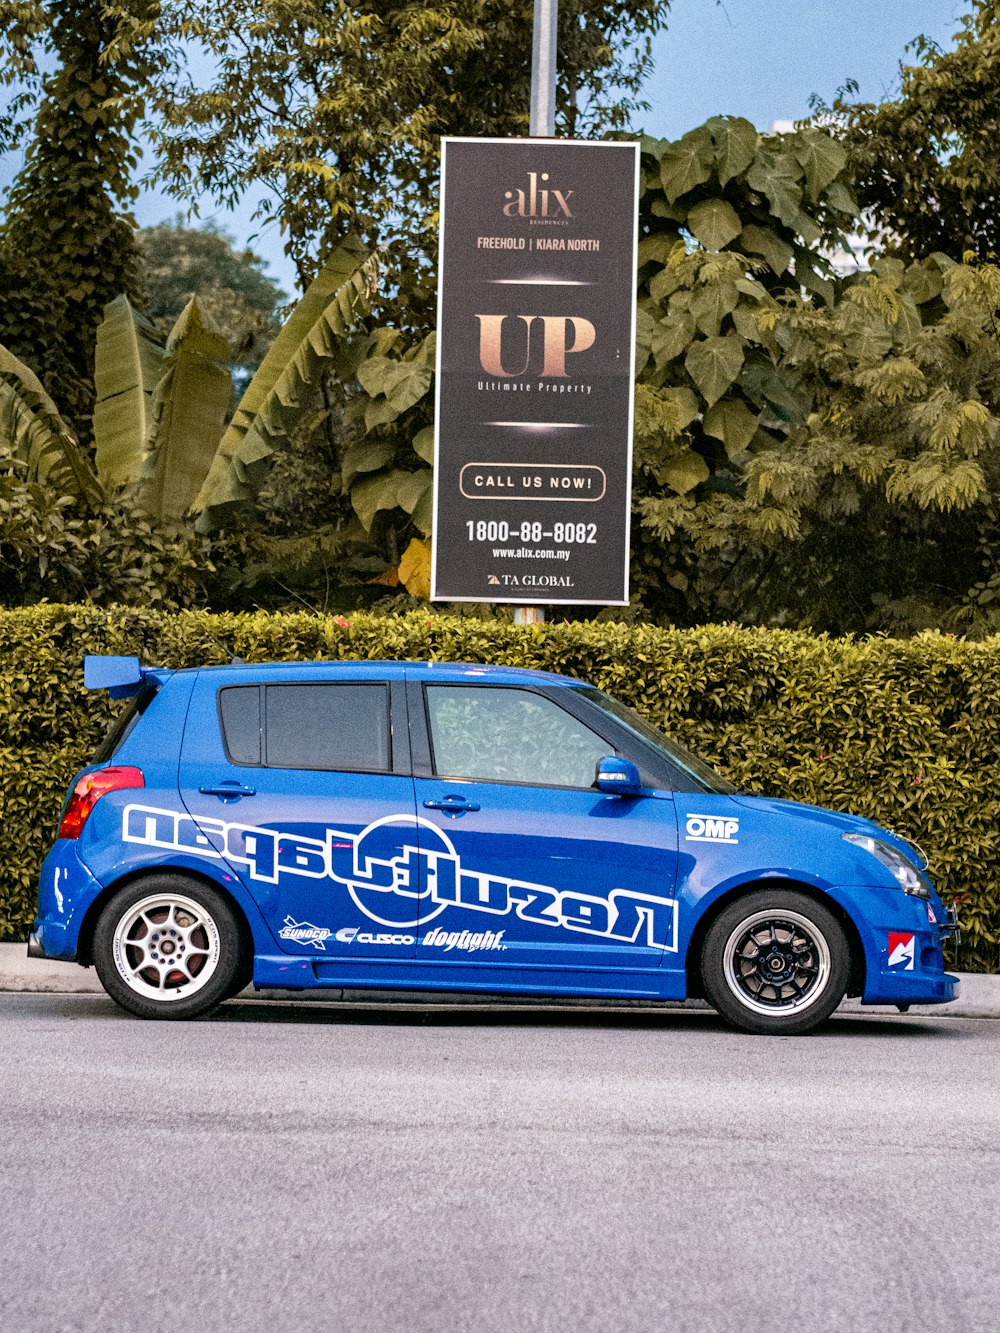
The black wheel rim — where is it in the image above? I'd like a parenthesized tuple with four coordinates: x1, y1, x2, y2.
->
(722, 909, 831, 1016)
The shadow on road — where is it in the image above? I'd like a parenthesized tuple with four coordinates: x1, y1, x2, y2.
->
(5, 991, 965, 1039)
(209, 999, 957, 1040)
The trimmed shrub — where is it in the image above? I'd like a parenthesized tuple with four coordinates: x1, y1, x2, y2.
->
(2, 605, 998, 969)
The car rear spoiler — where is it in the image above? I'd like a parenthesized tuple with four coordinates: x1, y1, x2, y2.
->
(83, 654, 166, 700)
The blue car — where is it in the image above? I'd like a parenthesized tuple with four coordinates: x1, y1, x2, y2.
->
(29, 655, 959, 1034)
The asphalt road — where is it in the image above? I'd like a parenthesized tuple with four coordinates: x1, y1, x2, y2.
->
(1, 994, 998, 1333)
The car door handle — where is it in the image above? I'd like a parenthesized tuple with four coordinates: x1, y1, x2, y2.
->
(423, 795, 480, 813)
(199, 782, 256, 800)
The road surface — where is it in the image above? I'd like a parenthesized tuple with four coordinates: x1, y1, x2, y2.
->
(1, 993, 997, 1332)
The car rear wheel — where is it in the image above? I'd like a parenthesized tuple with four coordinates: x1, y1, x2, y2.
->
(93, 876, 242, 1020)
(700, 889, 850, 1036)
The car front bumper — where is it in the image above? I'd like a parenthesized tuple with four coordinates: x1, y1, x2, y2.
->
(831, 883, 960, 1007)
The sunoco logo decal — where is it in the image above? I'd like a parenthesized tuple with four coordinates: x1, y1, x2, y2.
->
(122, 807, 678, 952)
(278, 917, 333, 951)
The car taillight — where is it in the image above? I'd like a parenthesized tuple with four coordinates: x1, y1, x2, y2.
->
(58, 766, 145, 839)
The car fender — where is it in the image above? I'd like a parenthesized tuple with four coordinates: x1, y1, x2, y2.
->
(79, 842, 281, 962)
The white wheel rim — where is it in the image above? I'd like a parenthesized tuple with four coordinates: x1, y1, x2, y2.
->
(112, 893, 221, 1003)
(722, 908, 832, 1017)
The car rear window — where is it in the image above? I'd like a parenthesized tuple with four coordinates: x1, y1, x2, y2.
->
(93, 681, 159, 763)
(219, 683, 390, 772)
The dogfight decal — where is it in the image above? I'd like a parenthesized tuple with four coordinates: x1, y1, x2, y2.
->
(122, 806, 679, 953)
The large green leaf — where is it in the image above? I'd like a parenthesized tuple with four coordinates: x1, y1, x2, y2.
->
(706, 116, 758, 186)
(739, 359, 809, 424)
(740, 224, 793, 277)
(746, 151, 805, 232)
(412, 426, 435, 465)
(657, 450, 710, 495)
(823, 179, 858, 217)
(0, 344, 101, 504)
(687, 198, 743, 251)
(689, 280, 740, 337)
(351, 469, 403, 531)
(341, 439, 397, 490)
(357, 334, 435, 430)
(192, 236, 378, 528)
(791, 129, 847, 201)
(93, 295, 166, 488)
(685, 335, 745, 406)
(139, 298, 233, 525)
(703, 397, 759, 455)
(650, 311, 696, 366)
(659, 126, 714, 202)
(350, 466, 433, 533)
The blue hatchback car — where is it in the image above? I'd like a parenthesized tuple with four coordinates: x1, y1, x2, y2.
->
(29, 655, 959, 1034)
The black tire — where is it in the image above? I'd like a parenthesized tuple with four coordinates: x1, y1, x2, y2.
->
(93, 875, 243, 1020)
(700, 889, 850, 1036)
(226, 950, 255, 1000)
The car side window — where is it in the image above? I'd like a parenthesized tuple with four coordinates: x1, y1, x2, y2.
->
(219, 686, 261, 765)
(425, 685, 610, 789)
(218, 683, 390, 772)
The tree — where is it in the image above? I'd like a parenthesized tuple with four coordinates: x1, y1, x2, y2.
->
(835, 1, 1000, 263)
(146, 1, 668, 312)
(137, 218, 287, 368)
(0, 1, 159, 437)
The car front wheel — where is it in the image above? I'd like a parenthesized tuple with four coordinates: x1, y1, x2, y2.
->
(93, 876, 242, 1020)
(700, 889, 850, 1036)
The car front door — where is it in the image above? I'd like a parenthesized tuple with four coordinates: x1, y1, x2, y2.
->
(177, 669, 420, 960)
(409, 680, 682, 987)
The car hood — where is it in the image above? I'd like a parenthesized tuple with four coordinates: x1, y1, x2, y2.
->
(730, 793, 917, 858)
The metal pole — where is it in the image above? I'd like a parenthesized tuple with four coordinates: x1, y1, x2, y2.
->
(515, 0, 558, 627)
(529, 0, 558, 138)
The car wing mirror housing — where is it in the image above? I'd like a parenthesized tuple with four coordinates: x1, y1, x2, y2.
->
(596, 755, 643, 797)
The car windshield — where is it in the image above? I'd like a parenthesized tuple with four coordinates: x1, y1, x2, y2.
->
(576, 686, 739, 794)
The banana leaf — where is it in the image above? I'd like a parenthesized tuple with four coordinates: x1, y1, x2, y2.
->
(192, 236, 378, 530)
(139, 297, 232, 525)
(0, 343, 102, 504)
(93, 295, 166, 488)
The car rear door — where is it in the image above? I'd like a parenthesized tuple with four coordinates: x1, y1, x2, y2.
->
(408, 678, 682, 984)
(177, 666, 420, 959)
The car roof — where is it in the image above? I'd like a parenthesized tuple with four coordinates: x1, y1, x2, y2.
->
(190, 659, 587, 688)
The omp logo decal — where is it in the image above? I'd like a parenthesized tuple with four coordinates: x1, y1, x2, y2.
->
(122, 806, 678, 952)
(685, 815, 739, 845)
(278, 917, 333, 951)
(888, 932, 916, 970)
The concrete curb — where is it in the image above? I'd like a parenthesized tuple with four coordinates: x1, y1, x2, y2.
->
(3, 943, 999, 1018)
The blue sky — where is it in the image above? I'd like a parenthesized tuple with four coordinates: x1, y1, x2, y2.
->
(645, 0, 965, 137)
(2, 1, 968, 296)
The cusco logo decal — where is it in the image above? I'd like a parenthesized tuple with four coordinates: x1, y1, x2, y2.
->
(122, 806, 678, 952)
(685, 814, 739, 844)
(887, 932, 915, 970)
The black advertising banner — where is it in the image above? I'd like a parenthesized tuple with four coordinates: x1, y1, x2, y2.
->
(431, 137, 639, 605)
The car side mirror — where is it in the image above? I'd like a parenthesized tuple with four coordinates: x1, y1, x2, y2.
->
(595, 755, 643, 797)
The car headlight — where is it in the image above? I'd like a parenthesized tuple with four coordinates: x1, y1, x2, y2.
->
(842, 833, 931, 898)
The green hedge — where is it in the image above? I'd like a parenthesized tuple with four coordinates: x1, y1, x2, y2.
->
(3, 605, 999, 970)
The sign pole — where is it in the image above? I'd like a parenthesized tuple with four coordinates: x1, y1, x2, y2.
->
(529, 0, 558, 139)
(514, 0, 559, 627)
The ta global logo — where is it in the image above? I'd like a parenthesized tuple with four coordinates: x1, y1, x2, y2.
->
(495, 574, 574, 589)
(503, 171, 573, 220)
